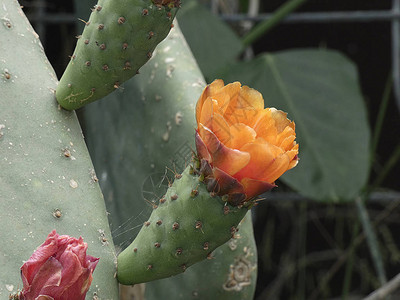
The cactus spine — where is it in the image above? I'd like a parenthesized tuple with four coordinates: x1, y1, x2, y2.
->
(56, 0, 179, 110)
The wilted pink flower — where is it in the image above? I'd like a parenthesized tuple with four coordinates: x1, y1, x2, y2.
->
(20, 230, 99, 300)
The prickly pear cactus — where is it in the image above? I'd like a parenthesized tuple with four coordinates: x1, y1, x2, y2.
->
(81, 15, 258, 297)
(117, 165, 250, 284)
(0, 1, 118, 298)
(83, 22, 205, 247)
(145, 212, 258, 300)
(56, 0, 179, 110)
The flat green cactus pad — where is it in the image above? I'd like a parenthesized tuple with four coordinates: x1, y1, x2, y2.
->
(0, 1, 118, 298)
(56, 0, 178, 110)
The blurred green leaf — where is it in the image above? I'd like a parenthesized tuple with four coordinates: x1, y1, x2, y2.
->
(221, 49, 371, 202)
(177, 0, 242, 80)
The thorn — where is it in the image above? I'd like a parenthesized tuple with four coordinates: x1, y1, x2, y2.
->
(78, 18, 90, 26)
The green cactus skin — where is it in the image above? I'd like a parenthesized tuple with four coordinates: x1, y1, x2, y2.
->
(117, 165, 250, 285)
(0, 1, 118, 299)
(81, 16, 258, 297)
(56, 0, 178, 110)
(145, 211, 258, 300)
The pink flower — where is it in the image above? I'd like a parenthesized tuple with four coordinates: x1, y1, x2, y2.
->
(20, 230, 99, 300)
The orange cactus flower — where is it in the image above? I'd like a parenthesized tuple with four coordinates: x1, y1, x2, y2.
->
(195, 79, 299, 205)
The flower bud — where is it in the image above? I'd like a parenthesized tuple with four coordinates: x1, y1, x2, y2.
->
(20, 230, 99, 300)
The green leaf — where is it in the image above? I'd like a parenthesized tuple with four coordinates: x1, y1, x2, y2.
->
(177, 0, 242, 80)
(221, 49, 371, 202)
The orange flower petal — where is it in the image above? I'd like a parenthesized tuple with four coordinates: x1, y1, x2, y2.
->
(196, 80, 225, 125)
(199, 97, 218, 128)
(212, 167, 245, 195)
(195, 131, 211, 162)
(277, 130, 296, 151)
(234, 139, 283, 182)
(229, 123, 257, 150)
(261, 153, 291, 183)
(241, 177, 276, 200)
(224, 86, 264, 126)
(212, 82, 241, 115)
(199, 124, 250, 176)
(270, 108, 294, 133)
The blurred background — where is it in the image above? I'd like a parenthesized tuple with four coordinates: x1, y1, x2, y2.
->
(20, 0, 400, 298)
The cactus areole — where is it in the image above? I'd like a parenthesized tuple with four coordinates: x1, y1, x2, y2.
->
(55, 0, 179, 110)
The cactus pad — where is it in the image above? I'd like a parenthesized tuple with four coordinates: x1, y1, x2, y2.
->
(56, 0, 178, 110)
(117, 165, 250, 285)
